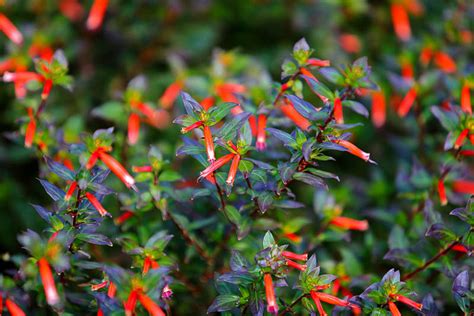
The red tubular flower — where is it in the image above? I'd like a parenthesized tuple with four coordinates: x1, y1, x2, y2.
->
(5, 298, 25, 316)
(461, 84, 472, 114)
(280, 100, 311, 131)
(97, 151, 137, 190)
(264, 274, 278, 315)
(437, 178, 447, 206)
(300, 67, 317, 81)
(216, 83, 246, 105)
(86, 150, 101, 170)
(281, 251, 307, 261)
(388, 301, 401, 316)
(201, 96, 215, 110)
(115, 210, 134, 225)
(160, 81, 182, 109)
(142, 256, 160, 275)
(97, 308, 104, 316)
(203, 125, 216, 162)
(401, 62, 414, 80)
(38, 258, 60, 306)
(85, 192, 110, 217)
(91, 281, 108, 291)
(41, 79, 53, 101)
(454, 128, 469, 150)
(137, 292, 166, 316)
(124, 290, 138, 316)
(0, 13, 23, 45)
(59, 0, 84, 22)
(181, 120, 204, 134)
(309, 291, 327, 316)
(329, 216, 369, 231)
(307, 58, 330, 67)
(372, 91, 386, 128)
(460, 150, 474, 157)
(433, 52, 457, 74)
(333, 139, 374, 163)
(127, 113, 140, 145)
(3, 71, 42, 83)
(286, 259, 307, 271)
(256, 114, 267, 151)
(226, 154, 241, 186)
(107, 282, 117, 298)
(132, 165, 153, 173)
(420, 47, 433, 66)
(25, 107, 36, 148)
(397, 87, 417, 117)
(349, 303, 361, 316)
(452, 244, 468, 254)
(86, 0, 109, 31)
(391, 294, 423, 311)
(199, 153, 234, 180)
(314, 292, 349, 307)
(65, 181, 78, 201)
(339, 33, 361, 53)
(162, 284, 173, 300)
(283, 232, 302, 243)
(452, 180, 474, 195)
(391, 3, 411, 41)
(334, 98, 343, 124)
(249, 115, 258, 136)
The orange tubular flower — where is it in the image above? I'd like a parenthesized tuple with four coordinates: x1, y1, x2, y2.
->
(286, 259, 307, 271)
(142, 256, 159, 275)
(181, 120, 204, 134)
(132, 165, 153, 173)
(388, 301, 401, 316)
(256, 114, 267, 151)
(85, 192, 110, 217)
(280, 100, 311, 131)
(115, 210, 134, 225)
(334, 98, 343, 124)
(309, 291, 327, 316)
(314, 292, 349, 307)
(452, 180, 474, 195)
(65, 181, 78, 201)
(460, 150, 474, 157)
(300, 67, 317, 81)
(391, 294, 423, 311)
(86, 0, 109, 31)
(372, 91, 386, 128)
(401, 62, 414, 80)
(454, 128, 469, 149)
(249, 115, 258, 136)
(0, 13, 23, 45)
(452, 244, 468, 253)
(38, 258, 60, 306)
(3, 71, 42, 83)
(391, 3, 411, 41)
(397, 87, 417, 117)
(160, 81, 182, 109)
(5, 298, 26, 316)
(437, 178, 447, 206)
(329, 216, 369, 231)
(86, 150, 101, 170)
(59, 0, 84, 22)
(203, 125, 215, 162)
(199, 153, 234, 180)
(91, 281, 108, 291)
(333, 139, 374, 163)
(124, 290, 138, 316)
(461, 83, 472, 114)
(41, 79, 53, 101)
(201, 97, 215, 111)
(137, 292, 166, 316)
(420, 47, 433, 66)
(307, 58, 330, 68)
(281, 251, 308, 261)
(226, 154, 241, 186)
(339, 33, 361, 53)
(25, 107, 36, 148)
(264, 274, 278, 315)
(97, 151, 136, 190)
(107, 282, 117, 298)
(283, 232, 302, 243)
(127, 113, 140, 145)
(433, 52, 457, 74)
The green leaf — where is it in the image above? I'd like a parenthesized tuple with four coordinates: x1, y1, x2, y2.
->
(207, 102, 236, 125)
(238, 160, 254, 174)
(207, 295, 240, 313)
(301, 75, 334, 100)
(224, 205, 241, 226)
(91, 101, 126, 124)
(319, 67, 345, 85)
(263, 231, 275, 248)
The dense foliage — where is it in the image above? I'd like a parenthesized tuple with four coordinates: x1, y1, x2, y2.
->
(0, 1, 473, 315)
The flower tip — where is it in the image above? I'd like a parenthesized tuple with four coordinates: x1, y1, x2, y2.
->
(267, 305, 279, 315)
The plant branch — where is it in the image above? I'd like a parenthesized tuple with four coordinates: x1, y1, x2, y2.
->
(278, 293, 309, 315)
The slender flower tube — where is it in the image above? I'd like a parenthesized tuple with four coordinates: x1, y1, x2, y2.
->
(334, 98, 343, 124)
(41, 79, 53, 101)
(397, 87, 417, 117)
(107, 282, 117, 298)
(461, 83, 472, 114)
(124, 290, 138, 316)
(3, 71, 42, 83)
(256, 114, 267, 151)
(283, 232, 302, 243)
(452, 244, 468, 253)
(59, 0, 84, 21)
(372, 91, 386, 128)
(85, 192, 110, 217)
(115, 210, 134, 225)
(5, 298, 26, 316)
(132, 165, 153, 173)
(300, 67, 317, 81)
(38, 258, 60, 306)
(401, 62, 414, 80)
(181, 120, 204, 134)
(25, 107, 36, 148)
(433, 52, 457, 74)
(128, 113, 140, 145)
(391, 294, 423, 311)
(97, 308, 104, 316)
(162, 284, 173, 300)
(199, 153, 234, 180)
(453, 180, 474, 195)
(314, 292, 349, 307)
(391, 3, 411, 41)
(460, 150, 474, 156)
(86, 0, 109, 31)
(137, 292, 166, 316)
(264, 274, 278, 315)
(437, 179, 447, 206)
(329, 216, 369, 231)
(64, 181, 78, 201)
(420, 47, 433, 66)
(226, 154, 241, 186)
(339, 33, 361, 53)
(281, 100, 311, 131)
(160, 81, 182, 109)
(201, 97, 215, 110)
(86, 150, 101, 170)
(203, 125, 215, 162)
(286, 259, 307, 271)
(454, 128, 469, 149)
(142, 256, 159, 275)
(333, 139, 374, 163)
(249, 115, 258, 136)
(309, 291, 327, 316)
(307, 58, 330, 67)
(91, 281, 108, 291)
(97, 151, 136, 190)
(388, 301, 401, 316)
(0, 14, 23, 45)
(281, 251, 308, 261)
